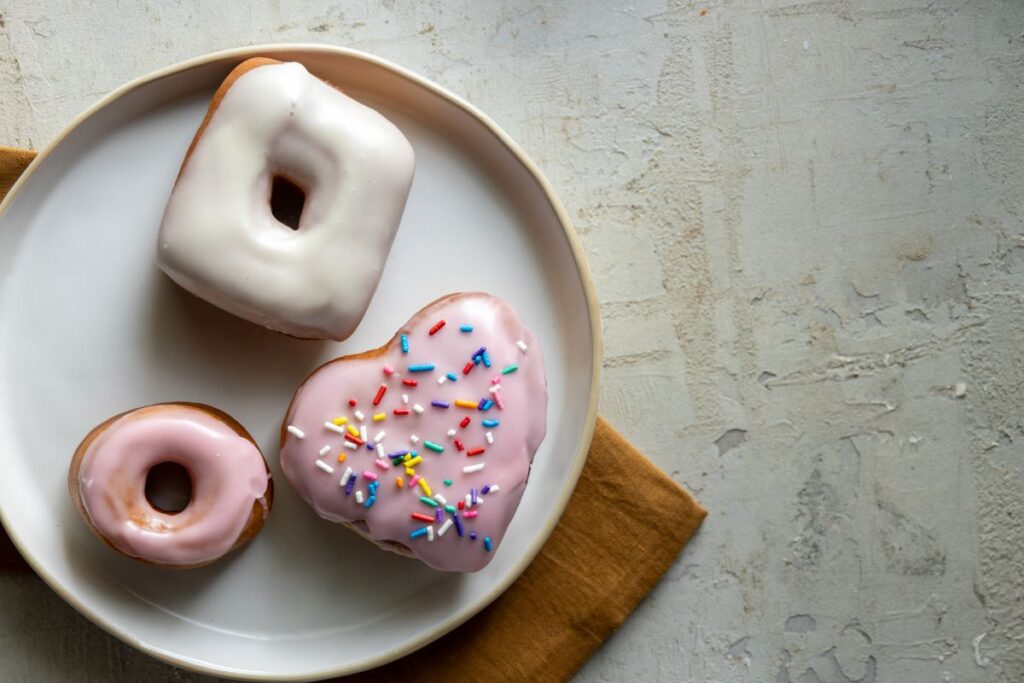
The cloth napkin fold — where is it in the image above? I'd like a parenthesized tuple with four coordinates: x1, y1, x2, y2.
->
(0, 146, 706, 682)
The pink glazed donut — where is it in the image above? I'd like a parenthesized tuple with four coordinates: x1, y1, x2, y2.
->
(69, 403, 273, 568)
(280, 292, 547, 572)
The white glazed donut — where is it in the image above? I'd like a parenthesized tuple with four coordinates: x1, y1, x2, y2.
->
(157, 58, 416, 340)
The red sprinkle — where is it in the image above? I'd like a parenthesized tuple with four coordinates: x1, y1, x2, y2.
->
(428, 320, 446, 335)
(467, 447, 485, 456)
(402, 378, 418, 387)
(344, 433, 364, 446)
(411, 513, 435, 523)
(348, 398, 357, 407)
(393, 408, 410, 416)
(457, 501, 465, 510)
(463, 362, 474, 375)
(373, 384, 387, 406)
(459, 416, 471, 428)
(454, 439, 465, 451)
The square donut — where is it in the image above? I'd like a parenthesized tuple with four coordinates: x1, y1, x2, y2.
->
(157, 58, 415, 340)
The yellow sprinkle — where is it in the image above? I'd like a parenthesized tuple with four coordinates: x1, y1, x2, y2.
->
(336, 453, 346, 463)
(405, 455, 423, 468)
(332, 416, 348, 425)
(418, 478, 432, 497)
(347, 425, 359, 437)
(373, 412, 386, 422)
(396, 477, 404, 489)
(455, 399, 478, 409)
(403, 453, 412, 462)
(405, 466, 415, 475)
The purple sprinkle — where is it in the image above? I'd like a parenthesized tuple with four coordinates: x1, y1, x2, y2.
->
(471, 346, 487, 359)
(387, 450, 408, 458)
(431, 400, 450, 409)
(435, 508, 444, 523)
(345, 477, 356, 495)
(477, 398, 488, 410)
(367, 443, 375, 450)
(471, 488, 478, 505)
(470, 532, 478, 540)
(481, 485, 491, 495)
(453, 513, 464, 537)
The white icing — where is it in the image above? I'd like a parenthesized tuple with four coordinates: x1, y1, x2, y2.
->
(157, 61, 415, 340)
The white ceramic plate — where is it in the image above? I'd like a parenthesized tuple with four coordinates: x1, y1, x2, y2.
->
(0, 45, 599, 680)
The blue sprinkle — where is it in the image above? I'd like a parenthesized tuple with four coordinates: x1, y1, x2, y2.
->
(484, 536, 492, 552)
(473, 355, 482, 366)
(446, 372, 458, 382)
(460, 325, 473, 332)
(480, 399, 494, 411)
(408, 364, 435, 372)
(482, 351, 492, 368)
(401, 334, 409, 353)
(453, 513, 464, 537)
(410, 527, 429, 539)
(364, 496, 376, 508)
(482, 419, 499, 428)
(431, 400, 450, 409)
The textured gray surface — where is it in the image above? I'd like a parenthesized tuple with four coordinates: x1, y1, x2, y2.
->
(2, 1, 1023, 681)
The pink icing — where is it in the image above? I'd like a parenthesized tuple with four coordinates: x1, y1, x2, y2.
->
(76, 405, 271, 566)
(280, 293, 547, 572)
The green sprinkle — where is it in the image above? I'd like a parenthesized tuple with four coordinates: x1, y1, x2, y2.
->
(501, 364, 518, 375)
(444, 478, 453, 486)
(445, 505, 457, 513)
(424, 441, 444, 453)
(419, 496, 439, 507)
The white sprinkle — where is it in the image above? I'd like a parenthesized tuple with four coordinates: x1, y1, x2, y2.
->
(427, 525, 435, 542)
(402, 393, 409, 404)
(447, 428, 457, 437)
(314, 460, 334, 474)
(434, 493, 447, 505)
(287, 425, 305, 439)
(486, 431, 494, 444)
(359, 425, 367, 442)
(488, 384, 501, 394)
(437, 375, 447, 385)
(374, 430, 386, 443)
(463, 463, 485, 473)
(354, 410, 365, 422)
(437, 518, 453, 537)
(516, 340, 528, 353)
(319, 444, 332, 456)
(324, 422, 347, 435)
(413, 403, 425, 414)
(465, 493, 472, 507)
(339, 467, 353, 487)
(955, 382, 967, 397)
(344, 440, 358, 450)
(355, 490, 364, 504)
(376, 443, 386, 458)
(410, 434, 420, 444)
(488, 484, 501, 494)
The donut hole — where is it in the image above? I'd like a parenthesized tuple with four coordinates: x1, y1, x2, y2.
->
(269, 175, 306, 230)
(144, 462, 193, 514)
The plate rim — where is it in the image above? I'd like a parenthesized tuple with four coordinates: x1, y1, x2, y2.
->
(0, 43, 602, 680)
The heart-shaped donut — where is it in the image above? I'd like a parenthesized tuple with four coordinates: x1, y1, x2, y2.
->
(279, 292, 546, 572)
(157, 57, 415, 340)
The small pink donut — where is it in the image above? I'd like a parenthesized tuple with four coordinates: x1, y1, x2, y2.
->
(69, 403, 273, 568)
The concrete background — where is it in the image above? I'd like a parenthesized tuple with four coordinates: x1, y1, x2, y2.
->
(1, 0, 1022, 680)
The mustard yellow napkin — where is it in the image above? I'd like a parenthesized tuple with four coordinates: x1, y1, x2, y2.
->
(0, 147, 707, 681)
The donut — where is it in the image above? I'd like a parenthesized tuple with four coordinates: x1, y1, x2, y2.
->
(68, 403, 273, 568)
(157, 57, 416, 340)
(279, 293, 547, 572)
